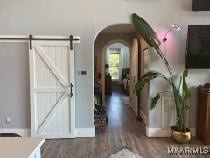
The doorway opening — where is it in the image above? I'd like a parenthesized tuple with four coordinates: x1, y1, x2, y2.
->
(94, 24, 148, 134)
(108, 48, 121, 81)
(105, 43, 130, 95)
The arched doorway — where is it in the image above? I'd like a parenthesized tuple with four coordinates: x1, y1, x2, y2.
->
(105, 42, 130, 93)
(94, 24, 143, 122)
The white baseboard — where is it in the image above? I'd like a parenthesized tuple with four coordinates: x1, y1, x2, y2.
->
(146, 127, 196, 137)
(0, 128, 30, 137)
(0, 128, 95, 138)
(0, 128, 96, 138)
(140, 110, 148, 125)
(75, 127, 95, 137)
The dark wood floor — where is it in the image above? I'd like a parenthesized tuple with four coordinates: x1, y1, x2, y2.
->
(41, 87, 210, 158)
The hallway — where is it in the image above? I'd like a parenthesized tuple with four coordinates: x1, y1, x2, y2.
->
(41, 88, 209, 158)
(106, 84, 133, 128)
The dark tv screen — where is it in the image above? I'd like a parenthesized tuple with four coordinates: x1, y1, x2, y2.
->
(186, 25, 210, 69)
(192, 0, 210, 11)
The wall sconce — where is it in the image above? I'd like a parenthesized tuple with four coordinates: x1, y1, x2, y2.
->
(163, 24, 180, 42)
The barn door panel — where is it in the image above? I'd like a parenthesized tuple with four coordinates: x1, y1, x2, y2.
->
(30, 40, 75, 138)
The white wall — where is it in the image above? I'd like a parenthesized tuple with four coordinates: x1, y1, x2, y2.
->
(0, 0, 210, 131)
(0, 43, 30, 129)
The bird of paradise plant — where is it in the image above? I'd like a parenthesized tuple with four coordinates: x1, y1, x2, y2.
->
(132, 13, 191, 132)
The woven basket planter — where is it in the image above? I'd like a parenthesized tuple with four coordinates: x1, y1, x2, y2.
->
(94, 111, 108, 133)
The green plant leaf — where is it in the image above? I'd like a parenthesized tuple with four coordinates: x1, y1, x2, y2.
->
(132, 13, 160, 49)
(151, 94, 160, 110)
(178, 70, 191, 99)
(135, 71, 159, 95)
(183, 69, 188, 77)
(131, 13, 191, 130)
(132, 13, 173, 76)
(135, 70, 173, 96)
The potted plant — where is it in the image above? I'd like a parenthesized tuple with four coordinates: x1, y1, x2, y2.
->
(132, 13, 192, 143)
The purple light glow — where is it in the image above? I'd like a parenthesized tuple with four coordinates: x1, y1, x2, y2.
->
(156, 28, 176, 53)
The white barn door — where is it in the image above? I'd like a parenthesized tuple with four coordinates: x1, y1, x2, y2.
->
(29, 40, 75, 138)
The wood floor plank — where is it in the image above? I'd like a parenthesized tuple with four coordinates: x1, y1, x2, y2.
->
(41, 87, 210, 158)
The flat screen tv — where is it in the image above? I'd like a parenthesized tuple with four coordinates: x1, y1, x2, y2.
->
(192, 0, 210, 11)
(186, 25, 210, 69)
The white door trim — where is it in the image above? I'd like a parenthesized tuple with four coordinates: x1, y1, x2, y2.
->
(29, 47, 36, 136)
(69, 43, 76, 138)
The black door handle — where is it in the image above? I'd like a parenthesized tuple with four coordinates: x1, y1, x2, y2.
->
(70, 83, 73, 97)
